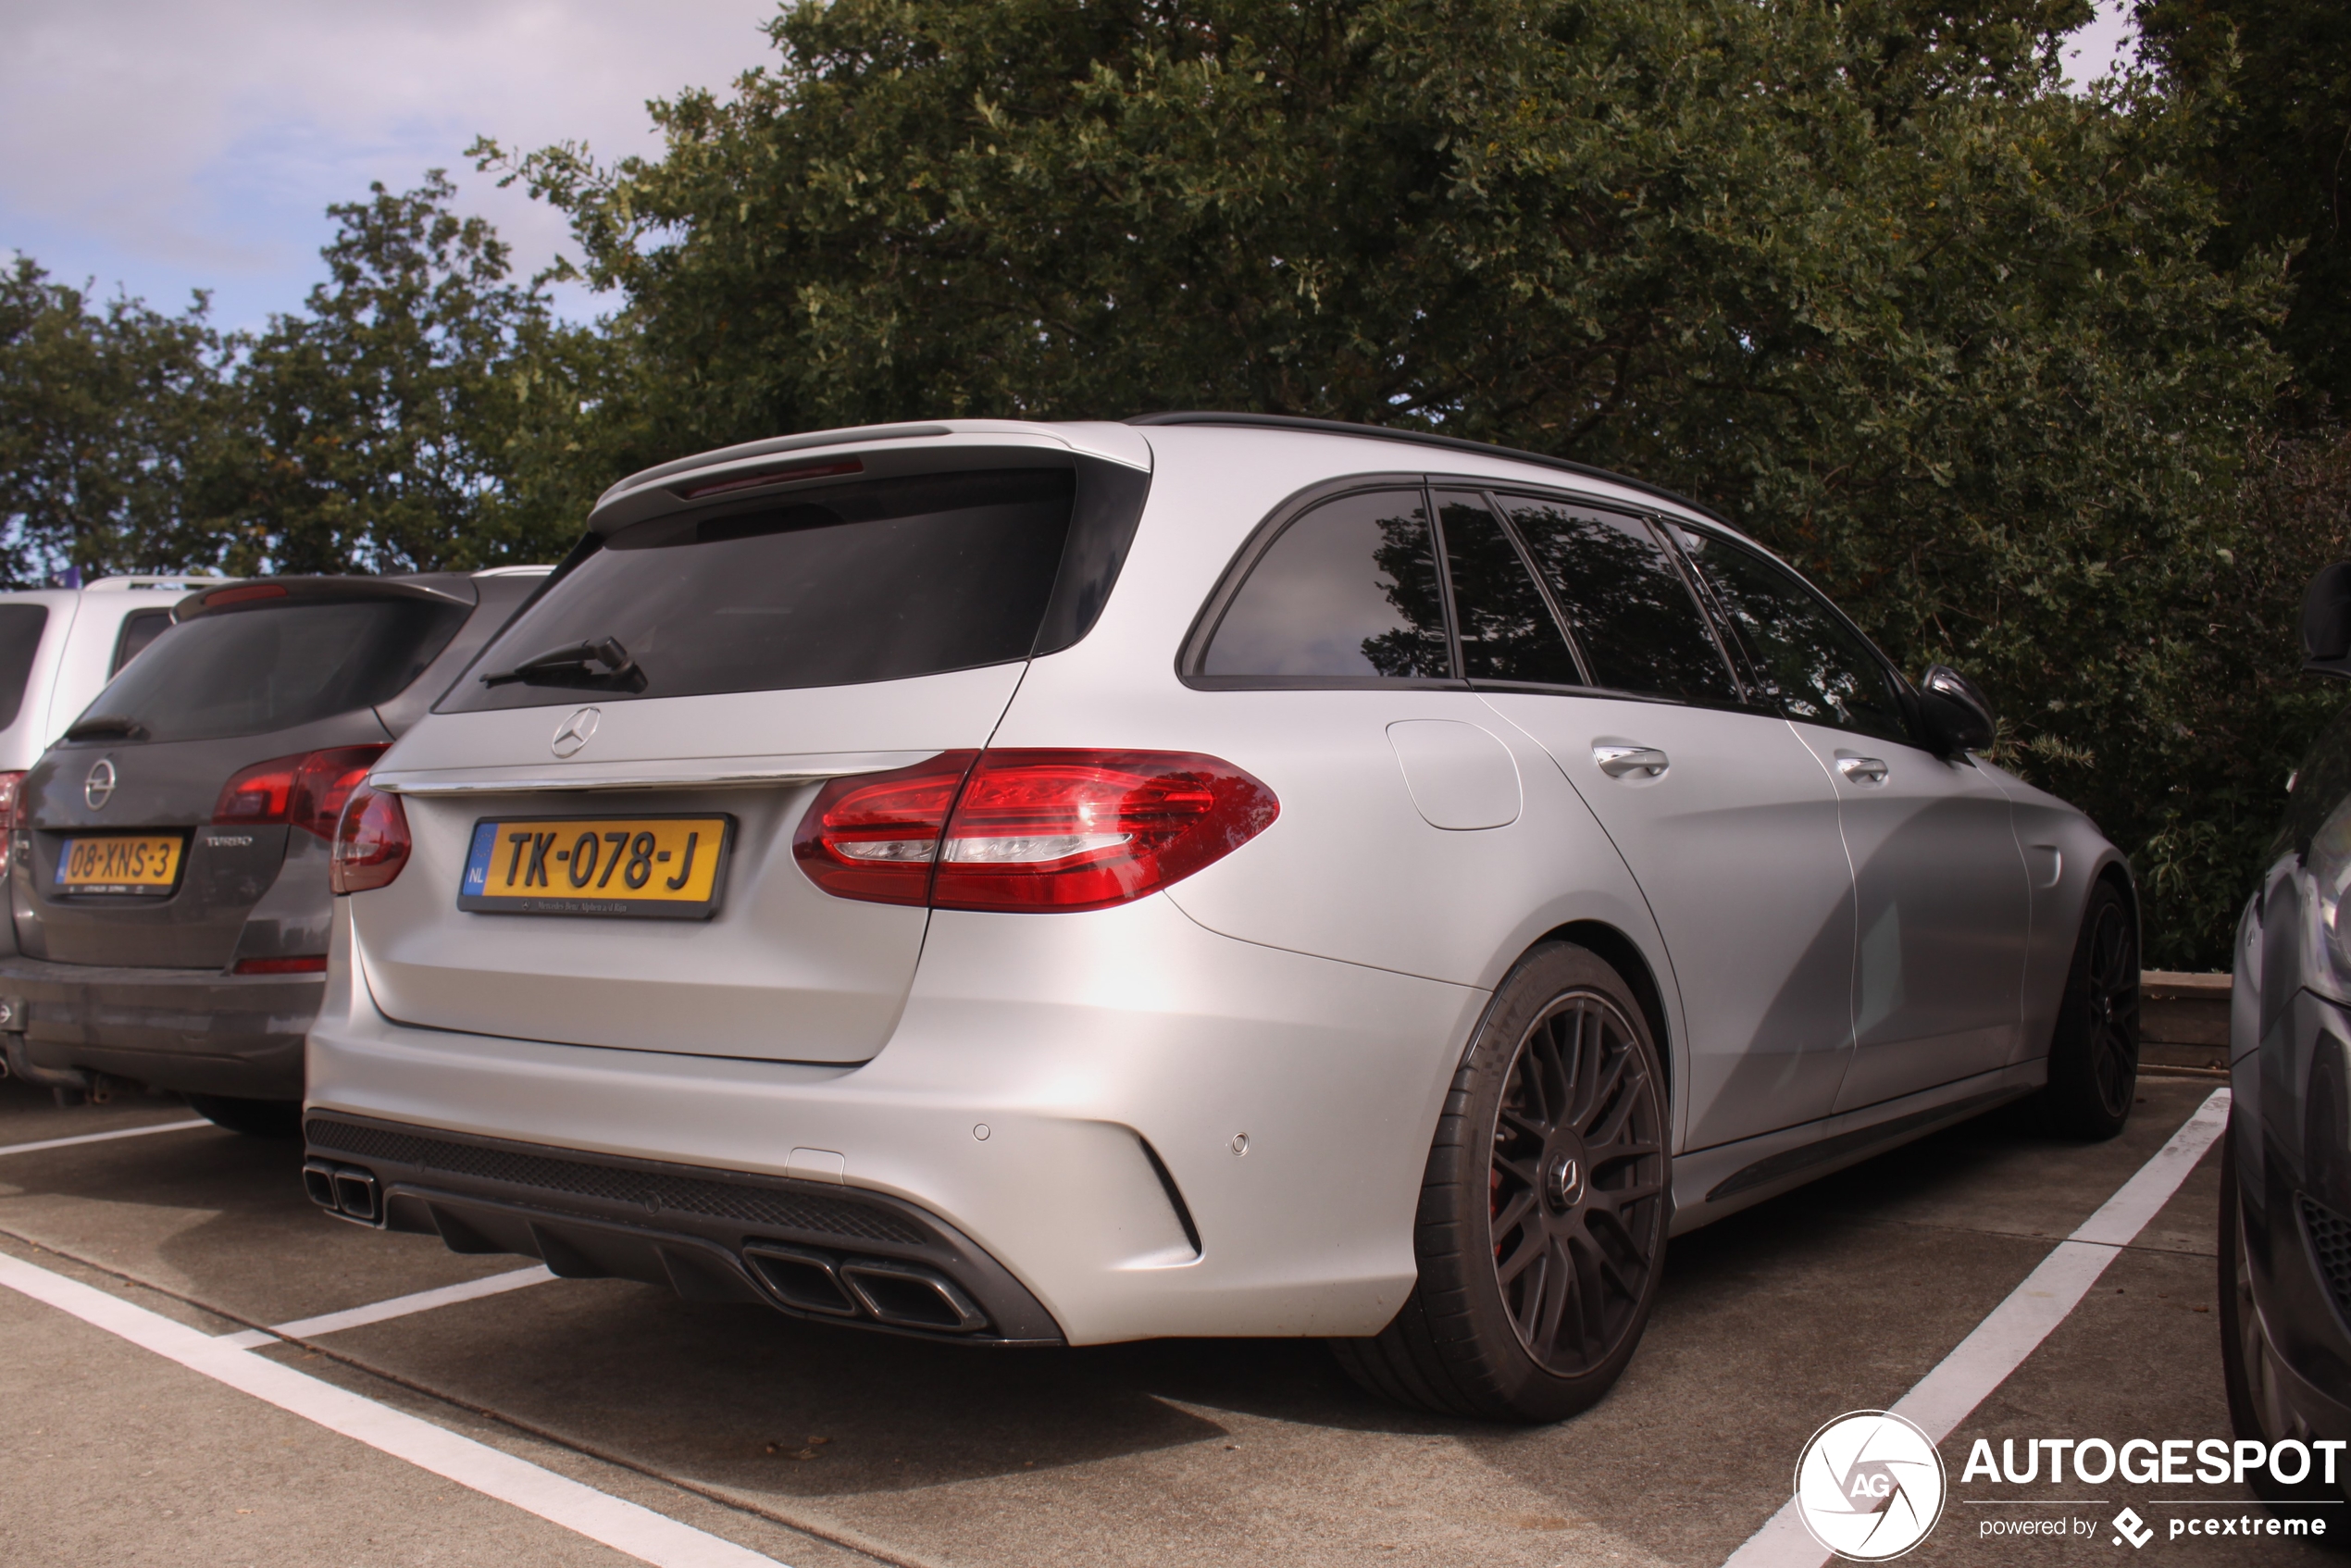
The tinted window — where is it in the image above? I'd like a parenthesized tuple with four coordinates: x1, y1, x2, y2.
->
(1679, 531, 1911, 743)
(0, 604, 48, 730)
(1201, 489, 1450, 681)
(110, 609, 172, 675)
(73, 599, 469, 743)
(443, 469, 1074, 711)
(1499, 497, 1737, 703)
(1437, 492, 1583, 686)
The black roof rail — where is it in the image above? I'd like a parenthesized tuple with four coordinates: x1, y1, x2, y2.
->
(1125, 412, 1731, 529)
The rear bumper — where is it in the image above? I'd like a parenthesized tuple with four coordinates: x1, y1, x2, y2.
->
(0, 954, 317, 1100)
(307, 892, 1490, 1346)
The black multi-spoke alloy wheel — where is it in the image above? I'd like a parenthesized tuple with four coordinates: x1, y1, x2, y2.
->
(1331, 943, 1670, 1423)
(2217, 1125, 2347, 1515)
(2036, 879, 2139, 1141)
(185, 1093, 302, 1138)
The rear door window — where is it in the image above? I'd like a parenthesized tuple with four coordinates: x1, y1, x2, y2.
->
(1677, 531, 1913, 744)
(1498, 495, 1739, 703)
(1199, 488, 1452, 682)
(1435, 491, 1584, 687)
(0, 604, 48, 730)
(110, 609, 172, 675)
(443, 469, 1076, 711)
(73, 599, 469, 743)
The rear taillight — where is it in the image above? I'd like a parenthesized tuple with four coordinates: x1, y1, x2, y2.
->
(795, 750, 1277, 913)
(330, 783, 409, 894)
(0, 771, 24, 834)
(792, 752, 979, 905)
(213, 745, 389, 839)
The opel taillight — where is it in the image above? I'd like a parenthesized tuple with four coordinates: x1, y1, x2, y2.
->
(330, 783, 409, 894)
(0, 771, 24, 833)
(794, 749, 1276, 912)
(214, 745, 390, 839)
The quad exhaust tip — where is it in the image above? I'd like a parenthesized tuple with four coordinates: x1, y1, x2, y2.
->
(304, 1158, 380, 1226)
(743, 1243, 988, 1334)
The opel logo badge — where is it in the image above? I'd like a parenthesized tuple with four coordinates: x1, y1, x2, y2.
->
(83, 758, 116, 810)
(551, 707, 601, 759)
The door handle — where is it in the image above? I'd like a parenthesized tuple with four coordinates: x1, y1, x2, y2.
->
(1594, 745, 1669, 778)
(1837, 755, 1889, 784)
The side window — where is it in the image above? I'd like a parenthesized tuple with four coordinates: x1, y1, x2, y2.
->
(1499, 495, 1739, 703)
(1200, 489, 1451, 681)
(1435, 491, 1583, 687)
(111, 609, 173, 676)
(0, 604, 47, 730)
(1679, 532, 1912, 744)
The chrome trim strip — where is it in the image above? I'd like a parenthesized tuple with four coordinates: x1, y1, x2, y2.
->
(371, 751, 931, 796)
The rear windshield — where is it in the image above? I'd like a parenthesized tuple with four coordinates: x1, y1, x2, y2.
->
(72, 599, 469, 743)
(441, 468, 1075, 712)
(0, 604, 49, 730)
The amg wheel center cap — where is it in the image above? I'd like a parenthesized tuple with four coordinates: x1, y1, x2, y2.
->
(1543, 1149, 1585, 1212)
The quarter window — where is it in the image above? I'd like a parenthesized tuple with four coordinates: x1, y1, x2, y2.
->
(1200, 489, 1451, 681)
(1678, 531, 1912, 743)
(1499, 496, 1739, 703)
(0, 604, 46, 731)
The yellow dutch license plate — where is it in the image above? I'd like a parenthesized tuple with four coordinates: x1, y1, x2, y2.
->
(55, 835, 183, 896)
(457, 815, 733, 920)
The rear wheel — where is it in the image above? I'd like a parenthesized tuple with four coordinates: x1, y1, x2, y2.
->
(184, 1094, 301, 1139)
(1331, 943, 1670, 1423)
(2035, 879, 2138, 1140)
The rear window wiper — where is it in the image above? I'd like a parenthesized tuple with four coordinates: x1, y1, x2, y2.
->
(64, 716, 149, 741)
(479, 636, 645, 691)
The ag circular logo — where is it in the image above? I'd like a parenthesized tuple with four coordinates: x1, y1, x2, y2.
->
(83, 757, 116, 810)
(1793, 1410, 1946, 1561)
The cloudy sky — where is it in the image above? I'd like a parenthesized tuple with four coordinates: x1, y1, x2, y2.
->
(4, 1, 2143, 335)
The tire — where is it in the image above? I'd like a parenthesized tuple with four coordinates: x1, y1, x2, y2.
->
(2218, 1124, 2347, 1517)
(2034, 878, 2139, 1141)
(184, 1093, 301, 1139)
(1330, 942, 1671, 1423)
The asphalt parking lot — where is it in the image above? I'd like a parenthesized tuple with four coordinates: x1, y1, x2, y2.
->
(0, 1070, 2330, 1568)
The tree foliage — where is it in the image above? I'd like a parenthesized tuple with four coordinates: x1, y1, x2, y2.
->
(2137, 0, 2351, 419)
(215, 172, 612, 575)
(487, 0, 2295, 964)
(0, 258, 233, 582)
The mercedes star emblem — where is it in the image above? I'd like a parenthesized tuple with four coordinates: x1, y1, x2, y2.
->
(551, 707, 601, 759)
(84, 758, 116, 810)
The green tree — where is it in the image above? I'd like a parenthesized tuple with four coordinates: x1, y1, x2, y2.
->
(218, 171, 613, 575)
(2136, 0, 2351, 419)
(488, 0, 2290, 963)
(0, 256, 235, 584)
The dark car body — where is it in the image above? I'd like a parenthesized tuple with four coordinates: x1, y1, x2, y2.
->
(2226, 695, 2351, 1500)
(0, 569, 546, 1112)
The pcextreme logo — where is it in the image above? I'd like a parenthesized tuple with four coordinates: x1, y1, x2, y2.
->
(1794, 1411, 1947, 1561)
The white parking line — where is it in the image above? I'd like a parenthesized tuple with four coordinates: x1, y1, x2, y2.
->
(215, 1264, 558, 1350)
(1722, 1088, 2232, 1568)
(0, 1117, 210, 1158)
(0, 1251, 788, 1568)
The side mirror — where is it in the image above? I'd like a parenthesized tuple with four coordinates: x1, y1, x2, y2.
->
(1917, 664, 1995, 754)
(2303, 561, 2351, 679)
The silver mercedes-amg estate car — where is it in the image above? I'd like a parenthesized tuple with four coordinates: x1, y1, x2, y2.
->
(303, 415, 2137, 1421)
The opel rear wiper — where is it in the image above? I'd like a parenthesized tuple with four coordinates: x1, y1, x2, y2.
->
(479, 636, 644, 691)
(64, 716, 149, 741)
